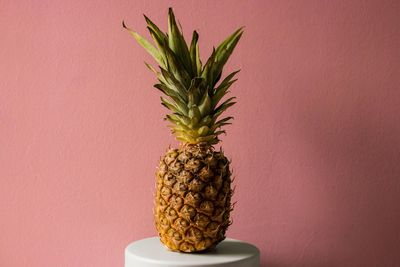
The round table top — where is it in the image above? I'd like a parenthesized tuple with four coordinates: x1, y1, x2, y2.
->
(125, 237, 260, 267)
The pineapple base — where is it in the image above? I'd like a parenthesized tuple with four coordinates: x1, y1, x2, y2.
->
(155, 144, 233, 252)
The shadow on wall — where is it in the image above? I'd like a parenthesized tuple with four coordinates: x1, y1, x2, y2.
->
(271, 81, 400, 266)
(266, 261, 335, 267)
(311, 92, 398, 256)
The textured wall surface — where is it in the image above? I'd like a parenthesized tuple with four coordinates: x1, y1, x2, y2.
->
(1, 1, 400, 266)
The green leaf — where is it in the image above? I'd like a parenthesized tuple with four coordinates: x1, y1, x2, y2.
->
(188, 105, 201, 127)
(189, 31, 202, 76)
(197, 126, 210, 136)
(217, 69, 240, 88)
(212, 79, 237, 108)
(217, 27, 244, 52)
(143, 15, 168, 41)
(188, 104, 200, 118)
(176, 136, 193, 143)
(146, 27, 168, 66)
(160, 97, 178, 112)
(201, 47, 216, 87)
(161, 97, 188, 115)
(215, 116, 234, 125)
(198, 115, 212, 127)
(212, 70, 240, 107)
(154, 84, 186, 107)
(198, 90, 212, 117)
(214, 130, 226, 136)
(144, 62, 158, 74)
(172, 127, 198, 138)
(190, 77, 203, 88)
(210, 27, 244, 87)
(187, 78, 203, 105)
(122, 21, 164, 67)
(213, 97, 236, 119)
(143, 15, 168, 65)
(163, 44, 191, 87)
(144, 62, 171, 86)
(165, 114, 179, 124)
(171, 113, 191, 125)
(211, 116, 233, 131)
(167, 8, 192, 76)
(166, 114, 191, 127)
(160, 67, 187, 99)
(195, 134, 218, 144)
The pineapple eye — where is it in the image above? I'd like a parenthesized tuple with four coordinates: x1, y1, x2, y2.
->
(163, 173, 175, 186)
(174, 182, 188, 192)
(184, 158, 202, 172)
(199, 167, 213, 182)
(164, 150, 178, 164)
(187, 227, 202, 241)
(188, 179, 205, 192)
(169, 208, 176, 216)
(180, 219, 188, 227)
(177, 151, 191, 162)
(178, 170, 193, 183)
(167, 228, 175, 237)
(207, 222, 219, 232)
(180, 242, 195, 252)
(158, 198, 167, 207)
(214, 207, 224, 216)
(180, 204, 196, 220)
(173, 232, 182, 241)
(194, 214, 210, 229)
(174, 218, 190, 231)
(170, 196, 183, 210)
(169, 161, 183, 172)
(216, 193, 226, 205)
(205, 185, 218, 199)
(161, 186, 172, 196)
(185, 192, 201, 206)
(200, 201, 214, 214)
(160, 216, 169, 226)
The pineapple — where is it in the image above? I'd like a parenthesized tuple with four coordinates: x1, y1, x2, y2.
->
(123, 8, 243, 252)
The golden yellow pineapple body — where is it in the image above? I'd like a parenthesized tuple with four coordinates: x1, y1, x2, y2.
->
(155, 144, 232, 252)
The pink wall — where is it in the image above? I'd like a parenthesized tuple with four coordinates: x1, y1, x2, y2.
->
(1, 1, 400, 266)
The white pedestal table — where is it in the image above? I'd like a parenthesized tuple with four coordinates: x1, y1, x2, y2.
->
(125, 237, 260, 267)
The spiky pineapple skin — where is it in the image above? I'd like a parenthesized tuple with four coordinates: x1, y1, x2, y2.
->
(155, 144, 233, 252)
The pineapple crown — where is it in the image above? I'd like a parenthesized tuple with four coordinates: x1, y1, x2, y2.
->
(123, 8, 243, 145)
